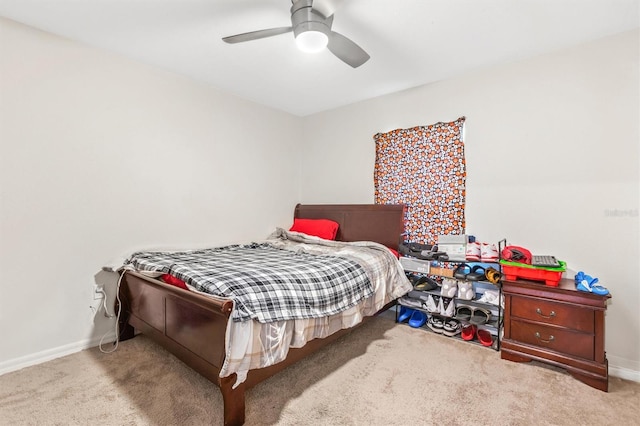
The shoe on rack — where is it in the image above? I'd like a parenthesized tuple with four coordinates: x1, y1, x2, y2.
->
(442, 319, 462, 337)
(469, 307, 492, 325)
(477, 289, 500, 305)
(440, 297, 456, 317)
(455, 305, 472, 321)
(424, 294, 440, 313)
(400, 296, 423, 308)
(477, 329, 494, 347)
(421, 250, 449, 261)
(441, 278, 458, 298)
(408, 310, 428, 328)
(453, 263, 472, 280)
(457, 281, 474, 300)
(414, 276, 439, 292)
(466, 265, 486, 281)
(427, 316, 444, 333)
(461, 324, 477, 341)
(485, 267, 501, 285)
(480, 243, 499, 262)
(397, 306, 414, 323)
(466, 242, 481, 261)
(399, 242, 433, 259)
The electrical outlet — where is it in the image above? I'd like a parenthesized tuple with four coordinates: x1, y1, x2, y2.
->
(93, 284, 105, 300)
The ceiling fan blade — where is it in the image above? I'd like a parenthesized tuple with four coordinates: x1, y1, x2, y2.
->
(222, 27, 292, 44)
(327, 31, 370, 68)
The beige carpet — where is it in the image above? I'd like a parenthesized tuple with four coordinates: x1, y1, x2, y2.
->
(1, 314, 638, 425)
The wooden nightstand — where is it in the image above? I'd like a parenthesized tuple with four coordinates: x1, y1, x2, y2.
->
(501, 278, 610, 391)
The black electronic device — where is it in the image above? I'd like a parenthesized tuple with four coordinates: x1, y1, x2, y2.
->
(531, 255, 560, 268)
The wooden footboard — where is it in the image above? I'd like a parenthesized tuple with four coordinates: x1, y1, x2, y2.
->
(120, 271, 247, 424)
(119, 270, 380, 425)
(117, 203, 406, 425)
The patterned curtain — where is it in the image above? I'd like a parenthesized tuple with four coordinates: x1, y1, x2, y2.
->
(374, 117, 466, 245)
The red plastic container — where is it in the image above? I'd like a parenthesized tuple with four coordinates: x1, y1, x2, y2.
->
(500, 261, 566, 287)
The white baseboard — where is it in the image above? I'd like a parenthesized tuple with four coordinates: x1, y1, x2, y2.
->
(609, 364, 640, 383)
(0, 332, 116, 377)
(607, 354, 640, 383)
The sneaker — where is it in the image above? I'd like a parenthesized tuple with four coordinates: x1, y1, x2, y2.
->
(466, 242, 481, 261)
(442, 319, 462, 337)
(424, 294, 440, 313)
(480, 243, 499, 262)
(441, 278, 458, 298)
(477, 289, 500, 305)
(457, 280, 474, 300)
(440, 297, 455, 317)
(427, 316, 444, 333)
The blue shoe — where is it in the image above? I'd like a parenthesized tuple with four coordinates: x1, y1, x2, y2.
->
(398, 306, 414, 322)
(575, 271, 609, 296)
(408, 310, 428, 328)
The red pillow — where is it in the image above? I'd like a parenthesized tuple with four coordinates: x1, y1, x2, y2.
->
(388, 247, 400, 259)
(161, 274, 189, 290)
(289, 218, 339, 240)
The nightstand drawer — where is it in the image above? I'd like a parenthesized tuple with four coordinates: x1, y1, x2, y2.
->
(510, 296, 594, 333)
(510, 319, 594, 360)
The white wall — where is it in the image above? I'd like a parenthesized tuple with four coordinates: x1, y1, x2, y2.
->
(300, 30, 640, 379)
(1, 16, 638, 382)
(0, 18, 301, 371)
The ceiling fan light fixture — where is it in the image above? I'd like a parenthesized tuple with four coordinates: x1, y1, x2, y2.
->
(222, 0, 370, 67)
(295, 30, 328, 53)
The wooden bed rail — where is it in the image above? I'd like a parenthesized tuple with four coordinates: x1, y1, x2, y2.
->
(123, 270, 234, 314)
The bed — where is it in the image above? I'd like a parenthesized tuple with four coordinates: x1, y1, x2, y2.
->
(116, 203, 409, 425)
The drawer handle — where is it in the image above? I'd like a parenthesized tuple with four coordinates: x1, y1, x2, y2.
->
(535, 331, 555, 344)
(536, 308, 556, 319)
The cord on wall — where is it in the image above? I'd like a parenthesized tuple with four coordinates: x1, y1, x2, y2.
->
(98, 288, 115, 318)
(98, 271, 124, 354)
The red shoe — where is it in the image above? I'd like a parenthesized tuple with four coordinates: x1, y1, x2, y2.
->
(477, 329, 494, 347)
(465, 242, 481, 261)
(480, 243, 499, 262)
(461, 324, 477, 341)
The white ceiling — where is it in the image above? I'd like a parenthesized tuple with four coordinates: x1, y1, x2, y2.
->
(1, 0, 638, 116)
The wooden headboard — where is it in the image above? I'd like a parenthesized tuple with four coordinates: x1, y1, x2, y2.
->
(294, 203, 406, 249)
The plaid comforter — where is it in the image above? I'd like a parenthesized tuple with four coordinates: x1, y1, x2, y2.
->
(124, 240, 374, 323)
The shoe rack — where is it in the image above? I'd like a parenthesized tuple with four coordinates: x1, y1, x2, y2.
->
(395, 250, 504, 351)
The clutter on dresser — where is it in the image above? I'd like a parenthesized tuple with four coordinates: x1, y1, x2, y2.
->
(575, 271, 609, 295)
(498, 242, 566, 287)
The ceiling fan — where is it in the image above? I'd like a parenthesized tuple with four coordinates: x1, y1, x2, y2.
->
(222, 0, 370, 68)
